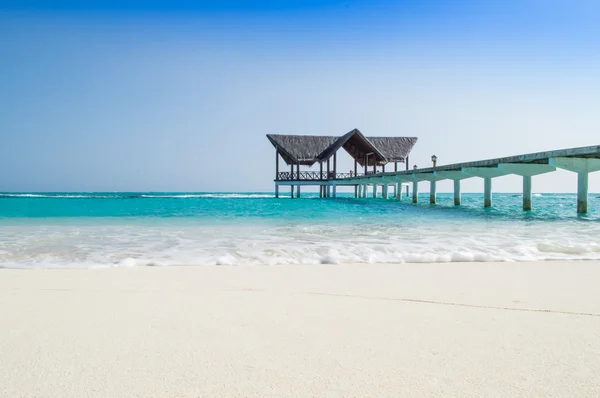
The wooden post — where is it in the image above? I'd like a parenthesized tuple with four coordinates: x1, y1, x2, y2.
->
(291, 185, 295, 198)
(290, 164, 294, 180)
(382, 164, 386, 173)
(430, 181, 436, 204)
(296, 163, 300, 180)
(275, 150, 279, 180)
(320, 161, 323, 180)
(333, 152, 337, 179)
(395, 162, 398, 172)
(354, 159, 358, 177)
(405, 156, 410, 197)
(373, 161, 376, 175)
(275, 184, 279, 198)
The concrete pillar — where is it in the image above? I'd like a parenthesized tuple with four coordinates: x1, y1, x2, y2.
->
(453, 180, 461, 206)
(332, 184, 337, 198)
(297, 185, 301, 198)
(396, 182, 402, 200)
(578, 172, 588, 214)
(291, 185, 295, 199)
(373, 184, 377, 198)
(362, 184, 367, 198)
(430, 180, 436, 204)
(484, 177, 492, 208)
(523, 176, 532, 211)
(412, 181, 418, 203)
(383, 184, 388, 199)
(275, 185, 279, 198)
(548, 158, 600, 214)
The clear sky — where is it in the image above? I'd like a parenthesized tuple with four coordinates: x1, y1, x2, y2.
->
(1, 0, 599, 192)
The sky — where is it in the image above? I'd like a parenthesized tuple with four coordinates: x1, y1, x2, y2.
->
(1, 0, 599, 193)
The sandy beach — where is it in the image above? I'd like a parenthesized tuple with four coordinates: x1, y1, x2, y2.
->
(1, 261, 599, 397)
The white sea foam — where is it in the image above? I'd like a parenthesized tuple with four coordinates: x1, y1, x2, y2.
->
(2, 220, 600, 269)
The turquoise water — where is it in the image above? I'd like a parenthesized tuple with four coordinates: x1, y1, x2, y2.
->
(1, 192, 599, 268)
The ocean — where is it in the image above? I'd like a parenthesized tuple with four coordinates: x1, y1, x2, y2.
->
(1, 192, 599, 268)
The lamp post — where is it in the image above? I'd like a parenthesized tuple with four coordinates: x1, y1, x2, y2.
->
(413, 165, 418, 170)
(431, 155, 437, 168)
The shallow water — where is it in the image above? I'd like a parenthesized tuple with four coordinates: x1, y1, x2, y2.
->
(1, 192, 599, 268)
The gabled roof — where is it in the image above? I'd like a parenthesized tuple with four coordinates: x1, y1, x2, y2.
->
(366, 137, 418, 162)
(267, 130, 418, 166)
(319, 129, 386, 166)
(266, 135, 339, 165)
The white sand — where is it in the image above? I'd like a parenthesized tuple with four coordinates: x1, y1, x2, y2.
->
(1, 261, 600, 397)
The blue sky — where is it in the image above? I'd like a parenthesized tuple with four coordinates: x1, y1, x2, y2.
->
(1, 0, 599, 192)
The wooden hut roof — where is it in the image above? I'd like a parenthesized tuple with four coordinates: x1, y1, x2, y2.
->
(319, 129, 386, 166)
(366, 137, 419, 162)
(267, 131, 418, 166)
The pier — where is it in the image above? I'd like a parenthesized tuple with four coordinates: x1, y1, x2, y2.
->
(268, 130, 600, 214)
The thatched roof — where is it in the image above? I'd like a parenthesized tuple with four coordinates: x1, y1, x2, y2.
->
(366, 137, 418, 162)
(266, 135, 339, 165)
(267, 130, 418, 166)
(319, 129, 386, 166)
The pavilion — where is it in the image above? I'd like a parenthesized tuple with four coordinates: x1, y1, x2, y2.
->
(267, 128, 418, 198)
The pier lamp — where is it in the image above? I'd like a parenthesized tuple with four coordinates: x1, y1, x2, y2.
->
(431, 155, 437, 167)
(413, 165, 418, 170)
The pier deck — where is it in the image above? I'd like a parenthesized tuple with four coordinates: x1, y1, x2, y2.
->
(275, 144, 600, 214)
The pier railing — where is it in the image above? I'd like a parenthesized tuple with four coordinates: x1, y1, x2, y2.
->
(277, 172, 367, 181)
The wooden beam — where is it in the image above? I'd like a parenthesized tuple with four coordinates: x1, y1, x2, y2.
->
(275, 150, 279, 180)
(333, 152, 337, 179)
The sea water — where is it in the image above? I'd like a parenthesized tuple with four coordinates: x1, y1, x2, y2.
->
(1, 192, 599, 268)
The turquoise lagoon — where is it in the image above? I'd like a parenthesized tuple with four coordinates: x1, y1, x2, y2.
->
(0, 192, 599, 268)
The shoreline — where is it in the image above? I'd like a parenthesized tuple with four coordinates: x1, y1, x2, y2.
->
(2, 261, 600, 397)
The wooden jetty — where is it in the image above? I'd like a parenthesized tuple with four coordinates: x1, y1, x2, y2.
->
(267, 130, 600, 214)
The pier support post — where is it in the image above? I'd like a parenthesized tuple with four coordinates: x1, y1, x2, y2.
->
(434, 171, 473, 206)
(275, 185, 279, 198)
(291, 185, 295, 199)
(362, 184, 367, 198)
(549, 157, 600, 214)
(453, 180, 461, 206)
(373, 184, 377, 199)
(430, 181, 436, 204)
(412, 181, 418, 203)
(383, 184, 388, 199)
(484, 178, 492, 208)
(396, 182, 402, 200)
(297, 185, 301, 198)
(332, 184, 337, 198)
(497, 164, 556, 211)
(578, 172, 588, 214)
(523, 176, 532, 211)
